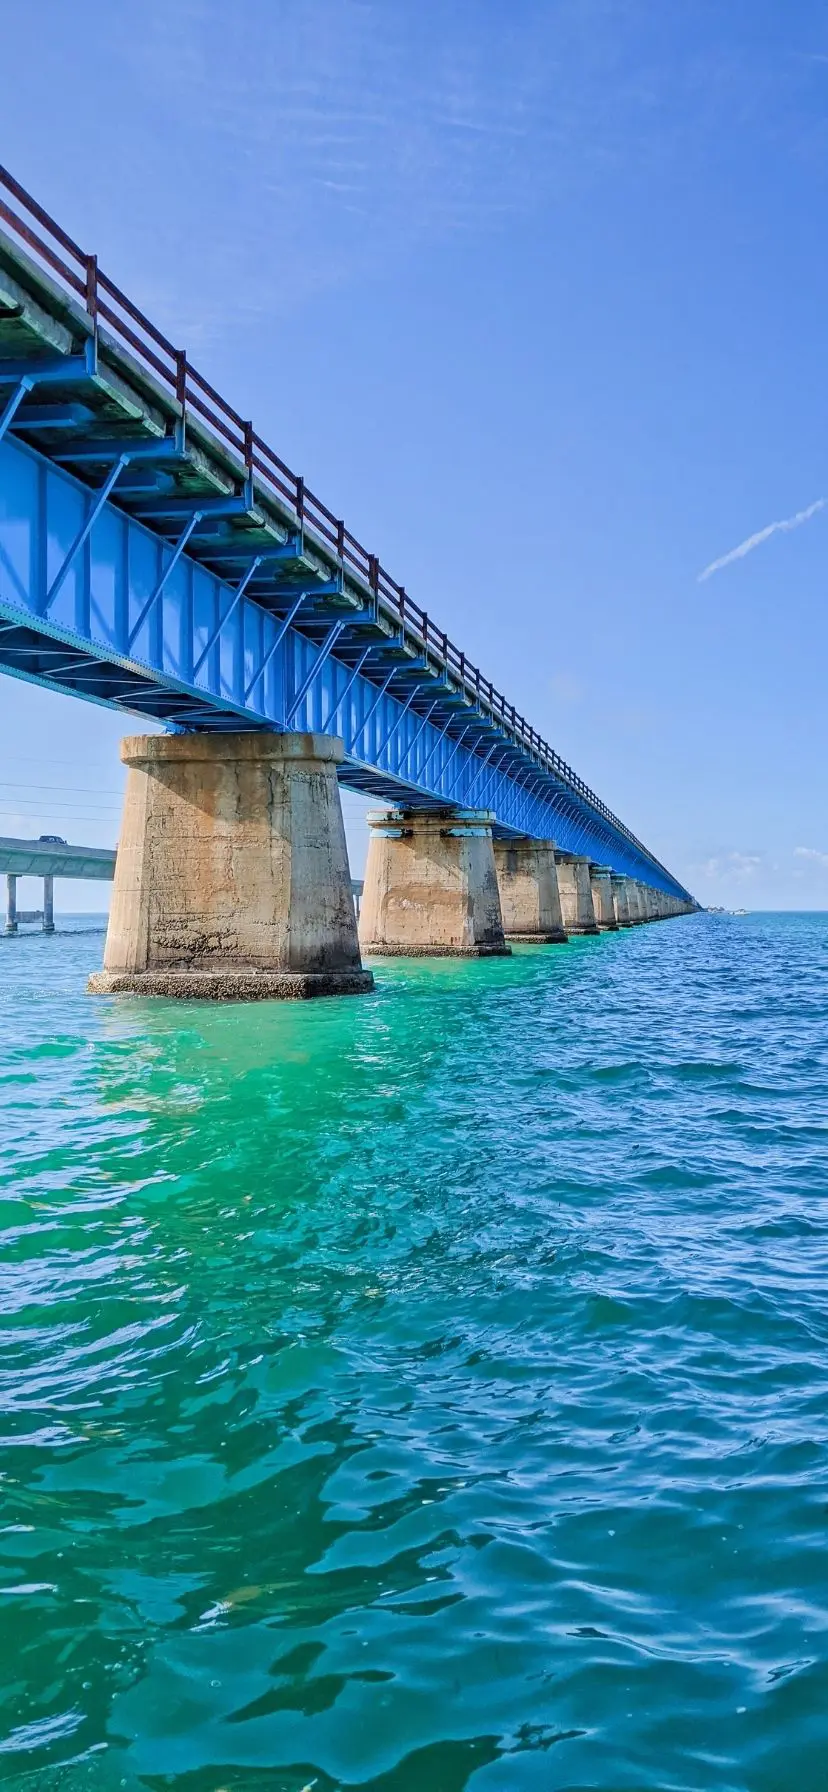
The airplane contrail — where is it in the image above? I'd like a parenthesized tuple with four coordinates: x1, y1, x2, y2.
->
(698, 497, 827, 582)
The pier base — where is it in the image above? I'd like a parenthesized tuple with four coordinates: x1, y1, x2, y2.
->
(4, 873, 17, 935)
(554, 853, 599, 935)
(493, 837, 567, 942)
(42, 874, 54, 935)
(89, 732, 373, 1000)
(359, 808, 510, 956)
(589, 865, 618, 931)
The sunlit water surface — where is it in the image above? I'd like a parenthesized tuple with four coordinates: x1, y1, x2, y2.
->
(1, 912, 827, 1791)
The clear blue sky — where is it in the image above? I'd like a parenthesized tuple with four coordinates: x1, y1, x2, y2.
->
(2, 0, 827, 909)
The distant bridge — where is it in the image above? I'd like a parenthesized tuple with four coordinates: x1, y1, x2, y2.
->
(0, 833, 365, 934)
(0, 835, 115, 880)
(0, 833, 114, 934)
(0, 165, 692, 903)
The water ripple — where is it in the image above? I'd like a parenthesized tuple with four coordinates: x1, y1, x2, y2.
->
(0, 913, 827, 1787)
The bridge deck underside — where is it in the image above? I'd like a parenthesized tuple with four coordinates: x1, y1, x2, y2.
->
(0, 215, 691, 897)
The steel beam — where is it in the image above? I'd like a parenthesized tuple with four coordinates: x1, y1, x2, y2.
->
(284, 618, 346, 726)
(43, 454, 132, 614)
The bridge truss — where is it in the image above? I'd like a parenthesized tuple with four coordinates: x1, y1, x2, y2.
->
(0, 166, 692, 898)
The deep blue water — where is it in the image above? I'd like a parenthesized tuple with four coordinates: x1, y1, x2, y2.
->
(1, 912, 827, 1790)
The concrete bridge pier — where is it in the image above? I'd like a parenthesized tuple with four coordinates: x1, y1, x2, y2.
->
(88, 732, 373, 999)
(610, 873, 634, 926)
(492, 837, 567, 943)
(589, 865, 618, 930)
(42, 875, 54, 935)
(630, 883, 648, 923)
(359, 808, 509, 956)
(5, 874, 17, 935)
(555, 853, 599, 935)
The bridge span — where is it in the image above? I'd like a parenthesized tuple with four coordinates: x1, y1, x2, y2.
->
(0, 167, 696, 997)
(0, 834, 114, 934)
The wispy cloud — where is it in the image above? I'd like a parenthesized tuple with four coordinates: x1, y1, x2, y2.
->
(700, 851, 763, 880)
(795, 846, 828, 868)
(698, 498, 827, 581)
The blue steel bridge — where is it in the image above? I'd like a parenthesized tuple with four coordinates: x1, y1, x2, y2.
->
(0, 167, 692, 902)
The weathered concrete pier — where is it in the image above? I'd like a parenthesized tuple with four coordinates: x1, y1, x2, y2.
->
(88, 733, 373, 999)
(358, 807, 508, 957)
(589, 865, 618, 931)
(493, 837, 567, 944)
(555, 854, 599, 936)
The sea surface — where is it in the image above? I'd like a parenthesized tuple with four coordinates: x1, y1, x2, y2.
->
(1, 911, 827, 1791)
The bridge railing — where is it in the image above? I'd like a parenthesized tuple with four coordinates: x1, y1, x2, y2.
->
(0, 163, 668, 874)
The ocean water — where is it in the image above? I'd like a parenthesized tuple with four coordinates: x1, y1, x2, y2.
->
(1, 911, 827, 1791)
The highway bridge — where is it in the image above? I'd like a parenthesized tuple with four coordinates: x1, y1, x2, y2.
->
(0, 166, 695, 996)
(0, 834, 114, 933)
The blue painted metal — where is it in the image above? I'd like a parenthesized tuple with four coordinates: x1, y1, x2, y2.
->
(0, 378, 33, 442)
(0, 163, 695, 899)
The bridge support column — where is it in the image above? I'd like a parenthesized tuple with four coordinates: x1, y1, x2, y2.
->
(630, 881, 648, 924)
(554, 853, 599, 935)
(359, 808, 509, 956)
(610, 873, 634, 926)
(492, 837, 567, 942)
(589, 865, 618, 930)
(5, 873, 17, 935)
(88, 732, 372, 1000)
(42, 874, 54, 934)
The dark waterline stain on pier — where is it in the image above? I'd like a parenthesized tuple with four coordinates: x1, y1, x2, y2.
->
(1, 914, 827, 1789)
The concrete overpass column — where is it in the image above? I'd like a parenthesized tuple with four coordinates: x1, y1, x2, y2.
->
(610, 873, 633, 926)
(492, 837, 567, 943)
(89, 732, 372, 1000)
(359, 808, 509, 956)
(42, 874, 54, 934)
(555, 853, 599, 935)
(5, 874, 17, 935)
(589, 865, 618, 930)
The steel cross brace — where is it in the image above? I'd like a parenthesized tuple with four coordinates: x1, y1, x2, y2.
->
(328, 644, 374, 729)
(127, 510, 204, 650)
(357, 663, 404, 749)
(515, 773, 546, 821)
(417, 711, 468, 786)
(192, 558, 263, 680)
(480, 753, 515, 811)
(400, 699, 441, 773)
(375, 684, 424, 761)
(437, 727, 473, 799)
(243, 591, 308, 704)
(0, 377, 34, 443)
(464, 740, 503, 806)
(284, 618, 347, 727)
(43, 453, 133, 614)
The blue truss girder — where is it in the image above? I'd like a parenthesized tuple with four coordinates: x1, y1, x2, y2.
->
(0, 282, 692, 896)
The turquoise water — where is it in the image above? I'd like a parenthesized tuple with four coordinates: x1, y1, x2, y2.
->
(1, 912, 827, 1790)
